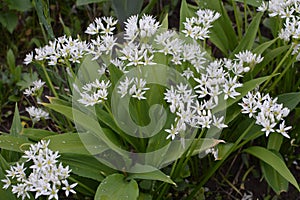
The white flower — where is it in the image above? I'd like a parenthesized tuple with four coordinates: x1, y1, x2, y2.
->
(276, 121, 292, 138)
(23, 79, 45, 96)
(24, 52, 33, 65)
(62, 180, 77, 197)
(25, 106, 49, 123)
(235, 50, 263, 65)
(165, 124, 179, 140)
(183, 8, 220, 40)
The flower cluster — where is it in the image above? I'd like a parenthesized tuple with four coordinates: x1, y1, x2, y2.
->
(24, 36, 89, 66)
(25, 106, 49, 123)
(23, 79, 45, 96)
(117, 77, 149, 100)
(1, 140, 77, 200)
(239, 91, 291, 138)
(182, 9, 220, 40)
(78, 79, 111, 106)
(258, 0, 300, 60)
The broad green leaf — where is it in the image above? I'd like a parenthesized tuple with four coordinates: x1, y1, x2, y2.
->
(216, 143, 234, 160)
(2, 12, 18, 33)
(33, 0, 54, 40)
(128, 165, 176, 185)
(95, 174, 139, 200)
(10, 104, 22, 137)
(76, 0, 106, 6)
(22, 128, 57, 141)
(234, 0, 262, 7)
(45, 132, 102, 155)
(231, 12, 264, 56)
(0, 135, 33, 152)
(59, 154, 115, 181)
(244, 146, 300, 192)
(111, 0, 143, 25)
(277, 92, 300, 110)
(261, 159, 288, 195)
(42, 103, 128, 157)
(253, 38, 278, 55)
(7, 0, 32, 11)
(161, 13, 168, 29)
(179, 0, 196, 31)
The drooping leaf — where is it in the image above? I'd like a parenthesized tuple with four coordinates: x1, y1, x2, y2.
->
(95, 174, 139, 200)
(128, 165, 176, 185)
(76, 0, 107, 6)
(244, 146, 300, 192)
(59, 154, 115, 181)
(261, 159, 288, 194)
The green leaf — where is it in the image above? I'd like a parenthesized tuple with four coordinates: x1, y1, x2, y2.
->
(7, 0, 32, 11)
(261, 159, 288, 195)
(22, 128, 57, 141)
(45, 132, 109, 155)
(128, 166, 176, 185)
(231, 12, 264, 56)
(76, 0, 106, 6)
(16, 72, 39, 90)
(33, 0, 55, 40)
(95, 174, 139, 200)
(244, 146, 300, 192)
(59, 154, 115, 181)
(111, 0, 143, 25)
(233, 0, 262, 7)
(179, 0, 196, 31)
(253, 45, 290, 77)
(6, 49, 15, 73)
(277, 92, 300, 110)
(0, 135, 33, 152)
(0, 12, 18, 33)
(10, 104, 22, 137)
(253, 38, 278, 55)
(161, 13, 168, 29)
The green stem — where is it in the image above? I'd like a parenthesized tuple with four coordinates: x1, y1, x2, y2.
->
(261, 45, 294, 90)
(267, 54, 296, 92)
(232, 0, 242, 40)
(41, 63, 58, 98)
(186, 121, 255, 200)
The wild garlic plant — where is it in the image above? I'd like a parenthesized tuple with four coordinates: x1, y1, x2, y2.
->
(11, 2, 299, 199)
